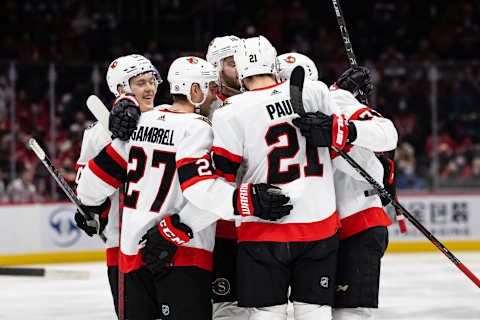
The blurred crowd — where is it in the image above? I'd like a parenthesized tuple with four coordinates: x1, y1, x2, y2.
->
(0, 0, 479, 202)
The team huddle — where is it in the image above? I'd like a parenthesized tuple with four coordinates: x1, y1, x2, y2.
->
(74, 35, 398, 320)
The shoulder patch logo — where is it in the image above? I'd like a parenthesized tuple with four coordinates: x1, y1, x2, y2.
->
(196, 116, 212, 126)
(187, 57, 198, 64)
(110, 61, 118, 69)
(285, 55, 296, 64)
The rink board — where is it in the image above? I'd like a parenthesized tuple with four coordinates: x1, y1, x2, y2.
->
(0, 194, 479, 265)
(0, 202, 105, 265)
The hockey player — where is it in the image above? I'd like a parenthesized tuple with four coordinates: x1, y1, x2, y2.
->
(291, 63, 398, 319)
(211, 35, 358, 320)
(206, 35, 246, 320)
(76, 56, 292, 320)
(74, 54, 161, 317)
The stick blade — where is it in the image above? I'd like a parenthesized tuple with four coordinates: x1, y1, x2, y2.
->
(86, 95, 111, 135)
(28, 138, 46, 160)
(289, 66, 306, 116)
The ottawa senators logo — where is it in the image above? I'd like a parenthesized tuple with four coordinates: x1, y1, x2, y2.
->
(187, 57, 198, 64)
(285, 55, 296, 64)
(110, 61, 118, 69)
(209, 39, 215, 46)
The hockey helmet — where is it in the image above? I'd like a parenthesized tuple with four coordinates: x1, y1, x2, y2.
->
(277, 52, 319, 82)
(206, 35, 241, 70)
(234, 36, 278, 82)
(167, 56, 217, 110)
(106, 54, 161, 97)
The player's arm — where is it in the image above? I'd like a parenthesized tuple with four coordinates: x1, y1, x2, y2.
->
(76, 139, 128, 206)
(330, 88, 397, 152)
(177, 116, 292, 223)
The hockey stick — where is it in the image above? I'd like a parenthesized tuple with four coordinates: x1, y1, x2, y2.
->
(29, 138, 107, 242)
(289, 69, 480, 288)
(86, 95, 112, 136)
(86, 95, 125, 319)
(0, 267, 89, 279)
(331, 0, 407, 232)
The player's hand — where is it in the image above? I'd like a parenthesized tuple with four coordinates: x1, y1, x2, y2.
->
(292, 112, 356, 149)
(74, 199, 110, 237)
(377, 153, 397, 206)
(233, 183, 293, 221)
(335, 66, 373, 98)
(109, 94, 141, 141)
(139, 214, 193, 274)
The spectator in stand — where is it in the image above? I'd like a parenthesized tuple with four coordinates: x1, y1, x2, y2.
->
(396, 142, 425, 190)
(6, 168, 42, 203)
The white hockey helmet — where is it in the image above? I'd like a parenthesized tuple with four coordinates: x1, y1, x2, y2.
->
(234, 35, 278, 82)
(206, 35, 241, 70)
(277, 52, 319, 82)
(167, 56, 217, 110)
(106, 54, 161, 97)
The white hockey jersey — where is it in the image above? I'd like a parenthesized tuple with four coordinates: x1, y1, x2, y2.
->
(330, 88, 396, 239)
(75, 122, 120, 266)
(77, 106, 237, 273)
(212, 80, 343, 243)
(212, 90, 238, 241)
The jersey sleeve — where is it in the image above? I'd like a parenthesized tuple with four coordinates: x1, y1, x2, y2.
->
(75, 123, 112, 183)
(302, 80, 342, 116)
(330, 88, 398, 152)
(76, 139, 128, 206)
(175, 117, 236, 221)
(211, 105, 244, 184)
(177, 201, 222, 233)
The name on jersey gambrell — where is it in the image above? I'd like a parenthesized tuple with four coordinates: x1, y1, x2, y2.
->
(131, 126, 175, 146)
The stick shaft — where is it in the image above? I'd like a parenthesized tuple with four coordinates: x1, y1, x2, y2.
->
(29, 138, 106, 242)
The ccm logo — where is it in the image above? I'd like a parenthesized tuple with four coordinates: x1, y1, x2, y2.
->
(159, 220, 186, 245)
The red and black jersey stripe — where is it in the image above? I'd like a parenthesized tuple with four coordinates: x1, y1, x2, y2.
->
(177, 154, 217, 191)
(88, 144, 127, 188)
(349, 107, 383, 121)
(211, 146, 242, 183)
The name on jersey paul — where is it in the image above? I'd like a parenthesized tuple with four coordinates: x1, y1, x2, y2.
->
(265, 99, 294, 120)
(131, 126, 175, 145)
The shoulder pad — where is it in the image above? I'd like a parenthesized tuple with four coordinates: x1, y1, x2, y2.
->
(86, 121, 97, 130)
(195, 116, 212, 126)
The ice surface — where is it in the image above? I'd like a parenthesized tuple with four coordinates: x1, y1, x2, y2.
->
(0, 252, 479, 319)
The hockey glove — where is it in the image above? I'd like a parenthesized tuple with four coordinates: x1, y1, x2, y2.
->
(74, 198, 110, 237)
(109, 94, 141, 141)
(140, 214, 193, 274)
(335, 66, 373, 97)
(292, 112, 356, 149)
(377, 153, 397, 206)
(233, 183, 293, 221)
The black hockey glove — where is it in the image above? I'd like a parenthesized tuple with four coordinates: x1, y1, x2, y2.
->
(74, 198, 110, 237)
(292, 112, 356, 149)
(335, 66, 373, 97)
(377, 153, 397, 206)
(233, 183, 293, 221)
(140, 214, 193, 274)
(109, 94, 141, 141)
